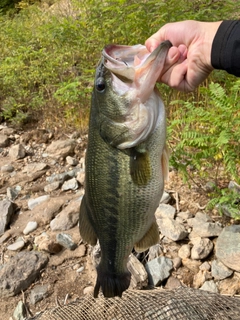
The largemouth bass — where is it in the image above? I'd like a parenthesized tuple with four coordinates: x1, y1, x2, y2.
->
(79, 40, 172, 298)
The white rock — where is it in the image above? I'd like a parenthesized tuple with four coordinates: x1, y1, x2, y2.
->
(23, 221, 38, 235)
(7, 238, 25, 251)
(28, 195, 50, 210)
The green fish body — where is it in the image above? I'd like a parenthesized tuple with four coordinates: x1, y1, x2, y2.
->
(79, 41, 172, 298)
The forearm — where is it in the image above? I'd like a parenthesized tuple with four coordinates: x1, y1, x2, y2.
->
(211, 20, 240, 76)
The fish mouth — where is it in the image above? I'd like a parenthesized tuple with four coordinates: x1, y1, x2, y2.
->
(102, 41, 172, 83)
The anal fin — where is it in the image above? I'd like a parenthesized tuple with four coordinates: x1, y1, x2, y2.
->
(79, 195, 97, 245)
(134, 220, 159, 253)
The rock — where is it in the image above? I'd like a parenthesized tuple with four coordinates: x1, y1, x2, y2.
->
(200, 280, 218, 293)
(148, 244, 163, 261)
(46, 139, 76, 159)
(23, 221, 38, 235)
(22, 162, 48, 174)
(61, 177, 78, 191)
(0, 200, 16, 235)
(218, 274, 240, 295)
(28, 195, 50, 210)
(204, 181, 216, 192)
(0, 133, 9, 147)
(44, 181, 61, 192)
(145, 256, 173, 286)
(56, 233, 77, 250)
(172, 257, 182, 269)
(165, 275, 181, 290)
(216, 225, 240, 272)
(191, 222, 222, 238)
(199, 261, 211, 271)
(0, 230, 11, 244)
(7, 186, 20, 201)
(187, 212, 211, 227)
(83, 286, 94, 295)
(160, 191, 171, 204)
(33, 197, 65, 226)
(228, 180, 240, 193)
(50, 198, 81, 231)
(76, 170, 85, 185)
(191, 237, 213, 260)
(7, 238, 25, 251)
(178, 244, 191, 259)
(127, 254, 148, 289)
(46, 168, 81, 184)
(0, 251, 49, 297)
(193, 270, 212, 289)
(9, 144, 26, 160)
(177, 211, 193, 221)
(13, 300, 27, 320)
(76, 266, 84, 273)
(182, 259, 201, 273)
(37, 234, 63, 254)
(155, 204, 176, 219)
(217, 204, 240, 219)
(49, 244, 86, 267)
(29, 284, 49, 305)
(211, 259, 233, 280)
(66, 156, 79, 166)
(157, 217, 188, 241)
(1, 164, 14, 173)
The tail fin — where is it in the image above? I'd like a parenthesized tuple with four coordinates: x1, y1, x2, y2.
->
(94, 265, 131, 298)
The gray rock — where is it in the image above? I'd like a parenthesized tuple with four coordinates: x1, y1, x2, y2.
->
(9, 144, 26, 160)
(148, 244, 163, 261)
(177, 211, 193, 220)
(13, 300, 27, 320)
(0, 133, 9, 147)
(7, 238, 25, 251)
(155, 204, 176, 219)
(228, 180, 240, 193)
(165, 275, 181, 290)
(29, 284, 49, 305)
(28, 195, 50, 210)
(191, 222, 222, 238)
(46, 168, 81, 184)
(0, 251, 48, 297)
(200, 280, 218, 293)
(45, 139, 76, 159)
(44, 181, 61, 193)
(7, 186, 20, 201)
(178, 244, 191, 259)
(145, 256, 173, 286)
(50, 198, 81, 231)
(61, 177, 79, 191)
(23, 221, 38, 235)
(172, 257, 182, 269)
(66, 156, 79, 166)
(187, 212, 211, 227)
(157, 217, 188, 241)
(216, 225, 240, 272)
(191, 237, 213, 260)
(1, 164, 14, 173)
(211, 259, 233, 280)
(56, 233, 77, 250)
(199, 261, 211, 271)
(160, 191, 171, 204)
(0, 200, 16, 235)
(204, 181, 216, 192)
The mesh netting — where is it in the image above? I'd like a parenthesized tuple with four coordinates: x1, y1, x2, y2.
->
(31, 287, 240, 320)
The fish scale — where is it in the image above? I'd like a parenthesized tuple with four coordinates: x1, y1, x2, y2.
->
(79, 41, 172, 298)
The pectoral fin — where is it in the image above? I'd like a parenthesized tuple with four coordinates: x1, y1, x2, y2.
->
(79, 195, 97, 245)
(130, 150, 151, 186)
(134, 220, 159, 253)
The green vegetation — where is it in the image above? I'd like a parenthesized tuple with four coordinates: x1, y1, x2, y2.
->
(0, 0, 239, 215)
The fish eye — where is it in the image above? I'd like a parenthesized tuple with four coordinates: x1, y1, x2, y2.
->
(96, 77, 106, 92)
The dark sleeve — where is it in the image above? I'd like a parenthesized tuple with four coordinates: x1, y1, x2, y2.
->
(211, 20, 240, 76)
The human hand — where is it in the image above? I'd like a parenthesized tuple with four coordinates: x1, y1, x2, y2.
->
(145, 20, 222, 91)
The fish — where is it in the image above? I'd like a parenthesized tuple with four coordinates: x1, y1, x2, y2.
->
(79, 40, 172, 298)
